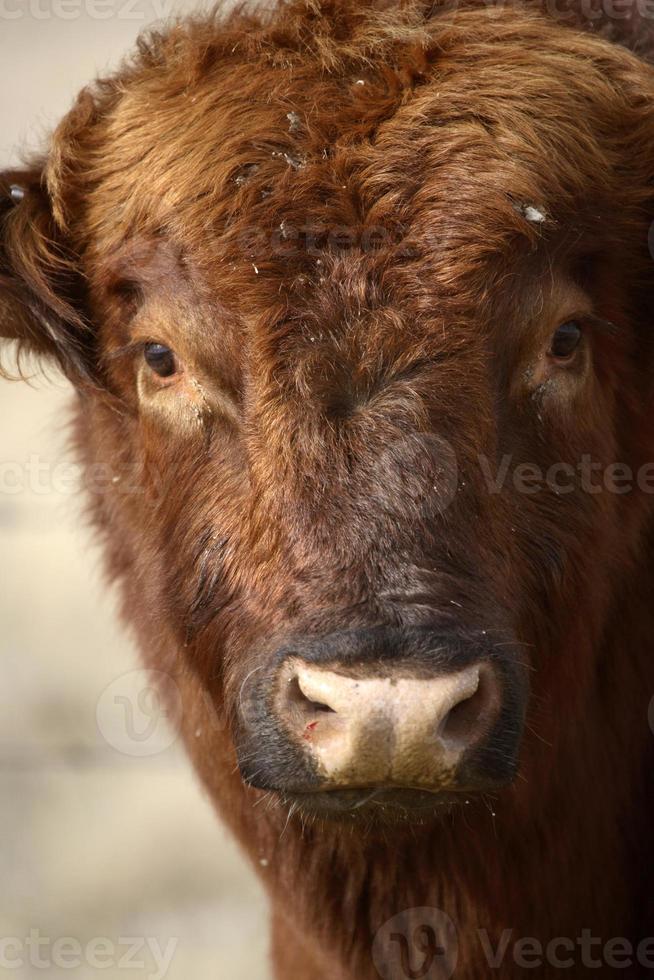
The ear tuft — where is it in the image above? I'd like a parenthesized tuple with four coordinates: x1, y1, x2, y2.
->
(0, 166, 94, 384)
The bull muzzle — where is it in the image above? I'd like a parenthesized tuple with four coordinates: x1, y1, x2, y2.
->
(237, 626, 528, 819)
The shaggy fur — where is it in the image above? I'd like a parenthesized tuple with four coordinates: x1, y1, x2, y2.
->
(2, 0, 654, 976)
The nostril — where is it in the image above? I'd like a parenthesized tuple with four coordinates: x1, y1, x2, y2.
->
(287, 675, 337, 716)
(281, 670, 344, 752)
(439, 667, 496, 749)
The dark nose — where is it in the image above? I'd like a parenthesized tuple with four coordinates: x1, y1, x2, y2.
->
(276, 657, 500, 790)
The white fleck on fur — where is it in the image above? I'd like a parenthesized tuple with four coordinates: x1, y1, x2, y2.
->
(286, 110, 301, 133)
(517, 203, 547, 224)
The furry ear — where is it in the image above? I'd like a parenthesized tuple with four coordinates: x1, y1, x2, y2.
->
(0, 167, 92, 382)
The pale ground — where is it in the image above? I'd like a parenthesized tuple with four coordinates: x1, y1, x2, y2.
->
(0, 4, 271, 979)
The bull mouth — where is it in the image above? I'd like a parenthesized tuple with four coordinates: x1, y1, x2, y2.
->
(253, 783, 505, 825)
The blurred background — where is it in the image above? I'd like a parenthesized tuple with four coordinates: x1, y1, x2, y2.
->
(0, 3, 270, 978)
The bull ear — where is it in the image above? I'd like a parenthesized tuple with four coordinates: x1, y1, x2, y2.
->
(0, 166, 92, 383)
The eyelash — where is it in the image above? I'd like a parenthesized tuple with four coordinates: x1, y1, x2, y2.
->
(105, 340, 151, 363)
(106, 340, 178, 365)
(548, 314, 617, 357)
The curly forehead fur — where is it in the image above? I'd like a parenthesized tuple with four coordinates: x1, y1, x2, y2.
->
(45, 0, 654, 292)
(1, 0, 654, 387)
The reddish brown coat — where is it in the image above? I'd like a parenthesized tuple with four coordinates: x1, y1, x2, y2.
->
(2, 1, 654, 976)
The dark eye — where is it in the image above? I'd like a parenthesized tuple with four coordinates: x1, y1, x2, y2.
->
(144, 342, 178, 378)
(549, 321, 582, 360)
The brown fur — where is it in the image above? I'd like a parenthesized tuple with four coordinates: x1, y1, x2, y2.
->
(2, 1, 654, 976)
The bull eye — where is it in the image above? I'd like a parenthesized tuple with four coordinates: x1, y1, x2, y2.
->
(143, 342, 178, 378)
(549, 321, 582, 360)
